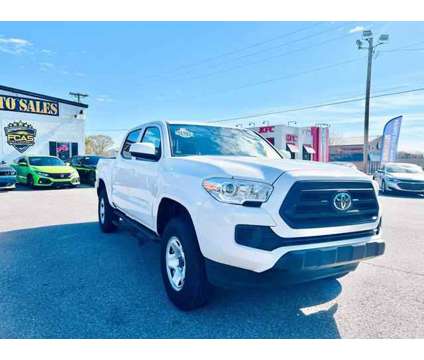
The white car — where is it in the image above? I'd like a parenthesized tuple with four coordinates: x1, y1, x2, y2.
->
(97, 121, 384, 310)
(373, 162, 424, 195)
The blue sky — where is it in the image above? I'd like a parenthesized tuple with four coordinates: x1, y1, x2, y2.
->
(0, 21, 423, 151)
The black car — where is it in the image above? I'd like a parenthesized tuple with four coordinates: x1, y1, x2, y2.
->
(0, 160, 17, 190)
(69, 155, 105, 186)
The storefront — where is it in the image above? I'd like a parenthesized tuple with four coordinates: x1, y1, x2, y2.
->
(0, 85, 88, 163)
(255, 124, 329, 162)
(329, 136, 382, 172)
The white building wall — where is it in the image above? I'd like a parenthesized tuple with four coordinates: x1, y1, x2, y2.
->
(0, 88, 86, 163)
(255, 124, 314, 160)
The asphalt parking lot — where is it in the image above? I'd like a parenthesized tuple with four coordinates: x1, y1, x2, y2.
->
(0, 185, 423, 338)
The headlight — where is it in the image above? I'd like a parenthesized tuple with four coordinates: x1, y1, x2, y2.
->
(202, 177, 273, 205)
(35, 171, 49, 177)
(386, 176, 399, 183)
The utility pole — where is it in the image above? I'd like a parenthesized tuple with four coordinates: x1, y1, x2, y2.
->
(69, 92, 88, 103)
(356, 30, 389, 173)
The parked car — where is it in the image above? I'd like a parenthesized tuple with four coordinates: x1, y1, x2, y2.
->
(11, 155, 80, 189)
(373, 162, 424, 195)
(97, 121, 384, 310)
(69, 155, 105, 186)
(0, 160, 17, 190)
(331, 161, 358, 170)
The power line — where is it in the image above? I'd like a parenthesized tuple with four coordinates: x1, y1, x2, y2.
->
(192, 57, 364, 98)
(88, 86, 424, 133)
(160, 36, 424, 102)
(144, 22, 324, 80)
(165, 25, 354, 83)
(208, 86, 424, 123)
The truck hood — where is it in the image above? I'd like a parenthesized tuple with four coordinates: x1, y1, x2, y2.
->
(388, 172, 424, 181)
(31, 165, 74, 174)
(174, 156, 368, 183)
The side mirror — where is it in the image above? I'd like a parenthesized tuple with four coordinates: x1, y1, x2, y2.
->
(129, 142, 158, 160)
(18, 161, 27, 167)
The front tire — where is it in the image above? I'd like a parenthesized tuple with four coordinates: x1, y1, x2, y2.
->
(380, 180, 386, 194)
(98, 189, 117, 233)
(27, 175, 36, 189)
(161, 216, 209, 310)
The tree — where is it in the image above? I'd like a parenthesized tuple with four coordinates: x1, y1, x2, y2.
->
(85, 135, 114, 156)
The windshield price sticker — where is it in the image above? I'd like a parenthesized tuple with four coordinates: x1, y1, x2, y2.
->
(175, 128, 194, 138)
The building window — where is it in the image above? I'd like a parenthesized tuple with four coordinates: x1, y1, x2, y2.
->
(71, 142, 78, 157)
(49, 141, 57, 156)
(286, 143, 299, 159)
(56, 142, 70, 160)
(302, 145, 315, 161)
(266, 137, 275, 145)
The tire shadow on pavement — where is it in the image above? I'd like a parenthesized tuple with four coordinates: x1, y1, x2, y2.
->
(0, 222, 342, 339)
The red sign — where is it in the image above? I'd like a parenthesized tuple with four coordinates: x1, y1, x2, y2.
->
(286, 134, 298, 143)
(258, 126, 275, 134)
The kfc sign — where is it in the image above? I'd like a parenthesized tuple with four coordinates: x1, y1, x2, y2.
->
(258, 126, 274, 134)
(286, 134, 298, 143)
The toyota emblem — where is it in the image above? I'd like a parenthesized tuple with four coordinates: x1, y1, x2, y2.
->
(333, 192, 352, 211)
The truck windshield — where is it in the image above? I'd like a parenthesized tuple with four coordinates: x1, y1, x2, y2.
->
(28, 157, 65, 166)
(168, 124, 281, 159)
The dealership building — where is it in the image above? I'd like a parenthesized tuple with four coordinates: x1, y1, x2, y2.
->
(254, 124, 330, 162)
(0, 85, 88, 163)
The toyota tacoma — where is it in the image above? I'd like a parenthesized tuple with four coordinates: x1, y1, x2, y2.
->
(96, 121, 384, 310)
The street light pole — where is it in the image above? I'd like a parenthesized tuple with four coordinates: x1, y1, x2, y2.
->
(356, 30, 389, 173)
(363, 36, 373, 174)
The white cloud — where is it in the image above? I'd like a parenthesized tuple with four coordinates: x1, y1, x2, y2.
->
(39, 62, 54, 71)
(96, 95, 113, 103)
(349, 26, 366, 34)
(0, 36, 32, 55)
(40, 49, 55, 56)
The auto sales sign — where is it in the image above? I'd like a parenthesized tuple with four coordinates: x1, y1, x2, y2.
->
(0, 94, 59, 116)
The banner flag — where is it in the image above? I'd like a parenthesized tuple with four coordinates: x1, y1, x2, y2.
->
(380, 116, 402, 163)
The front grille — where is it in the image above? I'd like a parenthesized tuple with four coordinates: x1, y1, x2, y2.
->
(280, 181, 379, 229)
(397, 181, 424, 191)
(48, 173, 71, 179)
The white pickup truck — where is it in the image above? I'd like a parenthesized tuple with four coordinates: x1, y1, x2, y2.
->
(96, 120, 384, 310)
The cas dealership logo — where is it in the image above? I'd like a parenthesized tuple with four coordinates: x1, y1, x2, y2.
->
(4, 121, 37, 153)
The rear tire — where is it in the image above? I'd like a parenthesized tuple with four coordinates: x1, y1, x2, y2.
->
(98, 188, 117, 233)
(161, 216, 209, 310)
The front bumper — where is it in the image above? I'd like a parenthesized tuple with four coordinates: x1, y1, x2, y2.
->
(386, 180, 424, 193)
(0, 176, 16, 189)
(205, 241, 385, 287)
(192, 174, 383, 273)
(34, 175, 80, 187)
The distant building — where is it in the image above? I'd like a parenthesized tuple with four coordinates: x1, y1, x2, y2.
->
(329, 136, 382, 173)
(397, 151, 424, 168)
(0, 85, 88, 163)
(253, 124, 329, 162)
